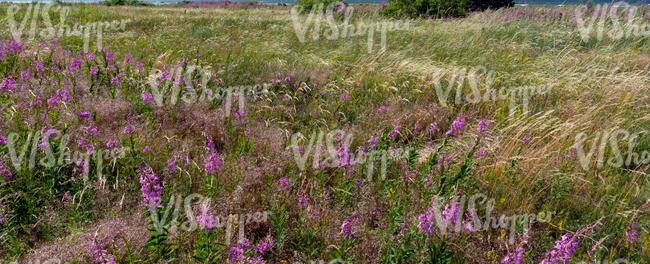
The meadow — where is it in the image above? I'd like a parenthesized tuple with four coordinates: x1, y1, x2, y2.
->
(0, 1, 648, 263)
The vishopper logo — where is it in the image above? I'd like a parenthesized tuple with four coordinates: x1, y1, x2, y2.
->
(148, 193, 270, 246)
(146, 64, 272, 117)
(430, 65, 552, 116)
(4, 129, 129, 183)
(7, 3, 130, 53)
(575, 1, 650, 41)
(573, 128, 649, 171)
(291, 2, 409, 53)
(419, 193, 554, 245)
(288, 129, 414, 181)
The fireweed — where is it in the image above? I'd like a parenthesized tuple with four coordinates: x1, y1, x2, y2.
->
(137, 165, 162, 210)
(537, 218, 605, 264)
(288, 129, 414, 181)
(7, 3, 130, 52)
(575, 1, 650, 41)
(340, 212, 358, 239)
(0, 163, 12, 182)
(417, 193, 554, 245)
(291, 1, 410, 53)
(228, 237, 274, 264)
(500, 241, 525, 264)
(88, 240, 117, 264)
(572, 128, 649, 171)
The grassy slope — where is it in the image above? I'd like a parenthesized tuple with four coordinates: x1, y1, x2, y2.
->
(0, 3, 648, 263)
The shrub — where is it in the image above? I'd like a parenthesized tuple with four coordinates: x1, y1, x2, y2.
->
(294, 0, 340, 11)
(381, 0, 515, 18)
(467, 0, 515, 11)
(381, 0, 468, 18)
(104, 0, 153, 6)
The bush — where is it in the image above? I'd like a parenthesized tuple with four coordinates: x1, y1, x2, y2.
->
(381, 0, 515, 18)
(467, 0, 515, 11)
(104, 0, 153, 6)
(294, 0, 341, 11)
(381, 0, 468, 19)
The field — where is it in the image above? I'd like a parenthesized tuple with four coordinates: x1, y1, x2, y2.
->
(0, 2, 648, 263)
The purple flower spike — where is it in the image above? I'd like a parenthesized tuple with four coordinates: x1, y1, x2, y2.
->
(142, 145, 152, 153)
(501, 244, 524, 264)
(278, 178, 288, 192)
(297, 194, 308, 208)
(142, 92, 154, 104)
(340, 214, 358, 239)
(626, 228, 639, 244)
(445, 116, 465, 138)
(540, 233, 578, 264)
(0, 76, 16, 93)
(196, 202, 216, 232)
(0, 165, 13, 182)
(255, 239, 273, 254)
(476, 119, 490, 136)
(123, 125, 135, 135)
(137, 165, 162, 209)
(229, 246, 243, 263)
(204, 152, 221, 175)
(88, 241, 116, 264)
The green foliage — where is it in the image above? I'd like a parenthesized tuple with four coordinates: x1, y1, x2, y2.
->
(421, 240, 454, 264)
(379, 231, 417, 263)
(382, 0, 468, 18)
(104, 0, 153, 6)
(467, 0, 514, 11)
(381, 0, 514, 18)
(290, 226, 323, 259)
(294, 0, 340, 11)
(327, 237, 357, 263)
(267, 207, 288, 254)
(192, 231, 224, 263)
(586, 0, 596, 9)
(145, 208, 176, 262)
(379, 230, 457, 263)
